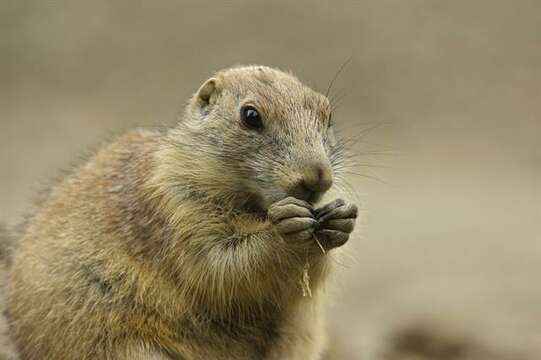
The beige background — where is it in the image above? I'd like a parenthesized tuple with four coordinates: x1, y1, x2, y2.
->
(1, 1, 540, 358)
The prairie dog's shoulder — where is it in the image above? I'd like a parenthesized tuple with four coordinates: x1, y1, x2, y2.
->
(16, 128, 166, 255)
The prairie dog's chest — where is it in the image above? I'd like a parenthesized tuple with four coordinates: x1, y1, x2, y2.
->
(169, 302, 325, 360)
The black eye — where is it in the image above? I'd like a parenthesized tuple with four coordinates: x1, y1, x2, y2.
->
(328, 113, 333, 128)
(241, 106, 263, 130)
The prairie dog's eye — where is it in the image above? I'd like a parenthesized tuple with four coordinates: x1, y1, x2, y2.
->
(241, 106, 263, 130)
(328, 113, 333, 128)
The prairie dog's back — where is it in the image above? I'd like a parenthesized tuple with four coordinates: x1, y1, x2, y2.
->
(0, 225, 18, 360)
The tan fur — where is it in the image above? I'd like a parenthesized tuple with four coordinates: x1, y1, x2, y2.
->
(7, 66, 349, 359)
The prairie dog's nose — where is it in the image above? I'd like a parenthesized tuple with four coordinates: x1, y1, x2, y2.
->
(301, 162, 333, 193)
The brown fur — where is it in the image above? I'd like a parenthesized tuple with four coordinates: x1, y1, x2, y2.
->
(7, 66, 353, 359)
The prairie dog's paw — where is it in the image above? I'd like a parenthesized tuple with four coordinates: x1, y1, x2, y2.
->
(314, 199, 358, 250)
(268, 197, 318, 242)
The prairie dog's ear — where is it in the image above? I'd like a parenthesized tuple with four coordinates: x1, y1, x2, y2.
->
(195, 78, 220, 108)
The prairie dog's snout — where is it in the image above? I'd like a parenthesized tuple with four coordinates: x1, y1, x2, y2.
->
(289, 160, 333, 203)
(301, 160, 333, 193)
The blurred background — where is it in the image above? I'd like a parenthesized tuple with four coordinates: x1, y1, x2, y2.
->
(1, 1, 540, 359)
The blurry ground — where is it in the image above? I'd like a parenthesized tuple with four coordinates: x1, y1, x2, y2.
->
(1, 1, 540, 359)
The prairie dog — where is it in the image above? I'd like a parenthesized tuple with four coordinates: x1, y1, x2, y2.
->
(8, 65, 358, 359)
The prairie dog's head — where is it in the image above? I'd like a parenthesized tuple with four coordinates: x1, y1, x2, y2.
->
(174, 65, 342, 213)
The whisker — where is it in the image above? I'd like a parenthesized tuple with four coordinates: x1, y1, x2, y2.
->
(325, 55, 354, 98)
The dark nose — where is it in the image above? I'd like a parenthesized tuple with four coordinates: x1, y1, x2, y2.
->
(291, 162, 333, 201)
(302, 162, 333, 193)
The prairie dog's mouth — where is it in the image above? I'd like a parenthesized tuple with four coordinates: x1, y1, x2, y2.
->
(304, 192, 324, 205)
(242, 190, 326, 218)
(287, 187, 325, 206)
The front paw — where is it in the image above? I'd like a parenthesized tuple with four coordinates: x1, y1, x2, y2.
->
(268, 197, 318, 242)
(314, 199, 358, 250)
